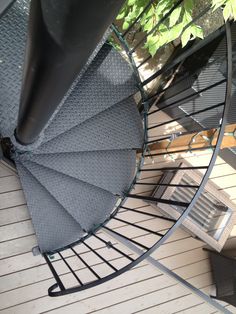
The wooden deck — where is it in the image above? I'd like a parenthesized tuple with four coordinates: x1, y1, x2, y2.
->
(0, 150, 236, 314)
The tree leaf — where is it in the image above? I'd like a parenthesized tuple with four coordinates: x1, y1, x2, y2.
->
(148, 33, 169, 57)
(212, 0, 226, 11)
(223, 1, 232, 20)
(230, 0, 236, 20)
(123, 20, 130, 30)
(143, 16, 154, 32)
(181, 27, 192, 47)
(140, 5, 154, 26)
(157, 33, 168, 49)
(168, 23, 183, 42)
(191, 25, 204, 39)
(145, 34, 159, 56)
(148, 43, 159, 57)
(159, 23, 168, 32)
(182, 10, 192, 25)
(116, 7, 127, 20)
(156, 0, 171, 15)
(169, 6, 182, 27)
(144, 4, 155, 19)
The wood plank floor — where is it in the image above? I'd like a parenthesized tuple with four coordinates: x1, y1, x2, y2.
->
(1, 159, 236, 314)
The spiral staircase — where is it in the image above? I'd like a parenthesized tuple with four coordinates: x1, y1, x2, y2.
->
(0, 0, 234, 297)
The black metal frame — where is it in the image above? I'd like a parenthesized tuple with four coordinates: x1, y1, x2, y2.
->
(38, 3, 233, 297)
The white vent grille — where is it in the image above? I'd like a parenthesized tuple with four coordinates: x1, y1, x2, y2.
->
(151, 166, 236, 251)
(171, 173, 229, 235)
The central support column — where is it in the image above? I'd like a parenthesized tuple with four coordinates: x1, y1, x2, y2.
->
(15, 0, 125, 145)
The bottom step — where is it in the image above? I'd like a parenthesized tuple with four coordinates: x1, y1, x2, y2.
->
(16, 162, 85, 252)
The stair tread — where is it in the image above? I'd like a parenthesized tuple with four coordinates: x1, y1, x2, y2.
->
(16, 161, 85, 253)
(34, 97, 143, 154)
(20, 159, 119, 232)
(41, 44, 137, 144)
(22, 149, 136, 195)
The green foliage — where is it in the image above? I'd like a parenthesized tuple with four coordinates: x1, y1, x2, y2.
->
(212, 0, 236, 21)
(116, 0, 235, 57)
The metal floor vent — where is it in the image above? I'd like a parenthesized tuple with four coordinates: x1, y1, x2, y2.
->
(172, 174, 233, 233)
(151, 165, 236, 251)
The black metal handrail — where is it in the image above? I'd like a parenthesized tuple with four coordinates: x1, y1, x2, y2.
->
(43, 2, 233, 296)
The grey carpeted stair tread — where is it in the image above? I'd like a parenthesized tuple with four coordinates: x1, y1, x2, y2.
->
(16, 161, 85, 253)
(41, 44, 138, 144)
(33, 97, 144, 155)
(21, 149, 136, 195)
(0, 0, 28, 137)
(20, 159, 119, 232)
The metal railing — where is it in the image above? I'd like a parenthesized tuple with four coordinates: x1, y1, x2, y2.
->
(43, 2, 233, 297)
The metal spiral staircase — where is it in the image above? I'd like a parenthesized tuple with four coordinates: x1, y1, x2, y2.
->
(0, 0, 234, 297)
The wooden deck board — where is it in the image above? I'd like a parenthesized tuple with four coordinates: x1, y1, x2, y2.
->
(1, 113, 236, 312)
(0, 187, 230, 314)
(0, 189, 213, 314)
(0, 205, 30, 226)
(0, 262, 212, 314)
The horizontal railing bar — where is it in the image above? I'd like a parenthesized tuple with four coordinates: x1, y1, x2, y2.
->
(140, 166, 208, 171)
(103, 226, 149, 250)
(141, 23, 226, 86)
(113, 217, 164, 237)
(135, 182, 199, 188)
(146, 136, 173, 144)
(121, 206, 176, 222)
(93, 233, 135, 261)
(82, 241, 118, 272)
(70, 247, 101, 280)
(58, 252, 83, 286)
(126, 194, 189, 207)
(147, 102, 224, 130)
(130, 0, 184, 54)
(122, 0, 155, 37)
(148, 79, 226, 114)
(147, 145, 215, 156)
(44, 254, 66, 291)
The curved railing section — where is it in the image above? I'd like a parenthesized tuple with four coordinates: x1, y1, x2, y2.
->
(43, 2, 233, 297)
